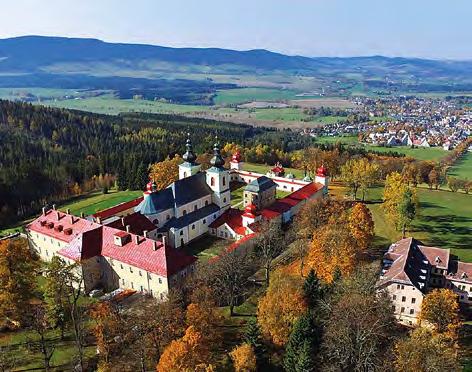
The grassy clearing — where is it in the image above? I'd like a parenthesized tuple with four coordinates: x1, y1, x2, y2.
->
(184, 235, 229, 261)
(214, 88, 298, 105)
(242, 162, 305, 179)
(448, 151, 472, 179)
(332, 183, 472, 261)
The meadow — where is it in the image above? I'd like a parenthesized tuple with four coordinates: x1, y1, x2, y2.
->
(448, 151, 472, 179)
(213, 87, 299, 105)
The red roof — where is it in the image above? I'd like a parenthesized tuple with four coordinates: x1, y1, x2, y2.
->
(92, 197, 144, 220)
(28, 210, 100, 243)
(209, 208, 246, 235)
(106, 212, 156, 236)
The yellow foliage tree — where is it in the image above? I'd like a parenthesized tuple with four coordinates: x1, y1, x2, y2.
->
(149, 155, 181, 191)
(306, 220, 358, 283)
(341, 157, 379, 200)
(0, 239, 39, 325)
(348, 203, 374, 253)
(419, 288, 461, 337)
(394, 327, 459, 372)
(230, 343, 257, 372)
(157, 326, 209, 372)
(257, 272, 306, 346)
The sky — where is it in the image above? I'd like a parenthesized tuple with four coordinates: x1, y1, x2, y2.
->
(0, 0, 470, 60)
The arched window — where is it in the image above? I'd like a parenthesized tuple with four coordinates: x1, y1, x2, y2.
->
(194, 205, 197, 211)
(205, 200, 209, 206)
(211, 177, 215, 186)
(153, 219, 159, 225)
(183, 210, 187, 216)
(183, 172, 187, 177)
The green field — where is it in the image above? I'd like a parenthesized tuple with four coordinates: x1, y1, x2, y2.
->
(448, 151, 472, 179)
(214, 87, 299, 105)
(332, 184, 472, 261)
(242, 162, 306, 179)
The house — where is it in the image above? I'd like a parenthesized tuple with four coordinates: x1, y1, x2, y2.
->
(243, 176, 277, 210)
(377, 238, 472, 326)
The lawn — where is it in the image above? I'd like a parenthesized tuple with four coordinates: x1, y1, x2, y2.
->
(331, 183, 472, 261)
(242, 162, 306, 179)
(183, 235, 229, 261)
(448, 151, 472, 179)
(214, 87, 298, 105)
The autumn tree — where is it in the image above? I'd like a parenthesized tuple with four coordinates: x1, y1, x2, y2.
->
(29, 305, 55, 372)
(254, 220, 284, 286)
(186, 300, 222, 350)
(230, 343, 257, 372)
(382, 172, 418, 236)
(149, 155, 181, 191)
(157, 326, 210, 372)
(428, 167, 440, 190)
(257, 272, 306, 346)
(341, 158, 379, 200)
(348, 203, 375, 253)
(307, 220, 359, 283)
(90, 302, 123, 364)
(419, 288, 461, 336)
(0, 239, 39, 325)
(394, 327, 459, 372)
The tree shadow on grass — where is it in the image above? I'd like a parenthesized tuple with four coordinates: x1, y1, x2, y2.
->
(415, 214, 472, 249)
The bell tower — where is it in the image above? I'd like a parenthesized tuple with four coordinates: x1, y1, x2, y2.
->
(206, 139, 231, 210)
(179, 134, 201, 179)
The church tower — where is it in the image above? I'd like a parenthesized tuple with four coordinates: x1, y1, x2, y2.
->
(179, 134, 201, 179)
(206, 139, 231, 210)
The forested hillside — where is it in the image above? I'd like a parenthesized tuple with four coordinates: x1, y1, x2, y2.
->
(0, 100, 309, 227)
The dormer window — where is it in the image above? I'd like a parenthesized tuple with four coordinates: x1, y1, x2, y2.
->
(211, 177, 215, 186)
(435, 256, 441, 264)
(114, 231, 131, 246)
(461, 272, 468, 279)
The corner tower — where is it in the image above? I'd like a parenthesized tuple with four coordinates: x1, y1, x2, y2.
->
(206, 140, 231, 210)
(179, 134, 201, 179)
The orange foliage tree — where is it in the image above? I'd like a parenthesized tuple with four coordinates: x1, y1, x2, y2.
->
(156, 326, 210, 372)
(90, 302, 122, 363)
(149, 155, 181, 191)
(306, 219, 359, 283)
(230, 343, 257, 372)
(419, 288, 461, 337)
(185, 302, 222, 346)
(257, 272, 306, 346)
(348, 202, 374, 253)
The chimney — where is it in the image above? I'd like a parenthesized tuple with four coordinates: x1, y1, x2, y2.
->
(42, 207, 46, 216)
(126, 225, 131, 233)
(162, 236, 167, 247)
(66, 208, 71, 215)
(153, 241, 159, 251)
(134, 235, 139, 244)
(56, 211, 60, 221)
(96, 216, 102, 225)
(143, 230, 148, 238)
(52, 204, 56, 210)
(121, 217, 126, 227)
(69, 215, 75, 224)
(80, 212, 85, 218)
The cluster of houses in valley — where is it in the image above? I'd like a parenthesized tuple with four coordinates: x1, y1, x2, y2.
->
(26, 138, 328, 301)
(303, 96, 472, 151)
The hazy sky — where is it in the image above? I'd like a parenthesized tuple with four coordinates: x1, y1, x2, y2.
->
(0, 0, 470, 59)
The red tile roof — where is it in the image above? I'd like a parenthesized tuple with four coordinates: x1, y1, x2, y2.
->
(28, 210, 100, 243)
(209, 208, 246, 235)
(106, 212, 156, 236)
(92, 196, 144, 220)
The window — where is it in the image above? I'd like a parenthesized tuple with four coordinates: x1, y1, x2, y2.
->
(153, 219, 159, 225)
(411, 298, 416, 304)
(397, 284, 400, 289)
(129, 267, 133, 273)
(183, 172, 187, 177)
(139, 271, 142, 276)
(180, 231, 183, 236)
(57, 241, 60, 246)
(194, 205, 197, 211)
(400, 307, 405, 313)
(203, 219, 206, 224)
(122, 279, 125, 285)
(401, 285, 405, 290)
(131, 282, 134, 289)
(183, 210, 187, 215)
(159, 278, 162, 284)
(223, 177, 226, 186)
(392, 295, 397, 300)
(409, 309, 414, 315)
(166, 215, 170, 220)
(148, 273, 152, 280)
(160, 293, 164, 300)
(140, 286, 144, 292)
(192, 224, 195, 230)
(392, 305, 396, 311)
(120, 264, 123, 269)
(223, 197, 227, 203)
(402, 296, 406, 302)
(205, 200, 209, 206)
(211, 177, 215, 186)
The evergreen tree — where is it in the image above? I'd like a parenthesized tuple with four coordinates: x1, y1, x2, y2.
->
(303, 269, 323, 310)
(116, 166, 128, 191)
(243, 318, 265, 367)
(134, 162, 149, 191)
(283, 312, 320, 372)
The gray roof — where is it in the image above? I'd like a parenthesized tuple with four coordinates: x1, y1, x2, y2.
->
(135, 172, 212, 215)
(157, 203, 220, 231)
(245, 176, 277, 193)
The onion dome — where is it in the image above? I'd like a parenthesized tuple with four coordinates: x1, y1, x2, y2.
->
(303, 175, 313, 182)
(231, 150, 242, 163)
(286, 173, 295, 179)
(182, 134, 197, 164)
(316, 164, 328, 177)
(210, 140, 225, 168)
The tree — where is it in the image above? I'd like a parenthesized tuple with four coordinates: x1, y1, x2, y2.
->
(90, 302, 123, 364)
(283, 312, 320, 372)
(134, 162, 149, 190)
(207, 248, 253, 316)
(149, 156, 181, 191)
(348, 203, 374, 253)
(419, 288, 460, 336)
(254, 220, 284, 286)
(157, 326, 209, 372)
(0, 239, 39, 325)
(382, 172, 418, 235)
(341, 158, 379, 200)
(257, 272, 306, 346)
(29, 305, 55, 372)
(243, 318, 265, 365)
(307, 220, 359, 283)
(394, 327, 459, 372)
(303, 269, 324, 310)
(186, 301, 222, 349)
(230, 344, 257, 372)
(397, 188, 417, 238)
(43, 256, 74, 339)
(428, 167, 440, 190)
(447, 177, 460, 192)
